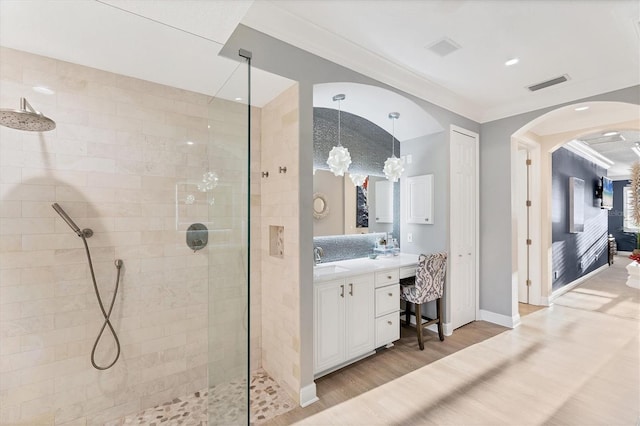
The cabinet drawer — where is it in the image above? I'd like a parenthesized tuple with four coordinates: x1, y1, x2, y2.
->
(375, 269, 399, 287)
(399, 265, 417, 279)
(375, 283, 399, 317)
(375, 312, 400, 347)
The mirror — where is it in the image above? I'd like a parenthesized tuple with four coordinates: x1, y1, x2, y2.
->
(313, 169, 393, 237)
(313, 192, 329, 219)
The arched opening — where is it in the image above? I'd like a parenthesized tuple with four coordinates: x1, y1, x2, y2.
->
(510, 101, 640, 317)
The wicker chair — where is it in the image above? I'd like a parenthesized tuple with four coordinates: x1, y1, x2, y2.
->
(400, 252, 447, 350)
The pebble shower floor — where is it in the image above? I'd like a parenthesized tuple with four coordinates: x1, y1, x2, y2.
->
(107, 369, 295, 425)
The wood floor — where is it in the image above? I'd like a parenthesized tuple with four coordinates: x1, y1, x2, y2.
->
(270, 256, 639, 425)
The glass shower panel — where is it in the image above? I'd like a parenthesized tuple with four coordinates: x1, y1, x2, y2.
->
(205, 58, 250, 424)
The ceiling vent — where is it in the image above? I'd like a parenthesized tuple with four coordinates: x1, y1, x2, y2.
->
(527, 74, 570, 92)
(426, 37, 461, 57)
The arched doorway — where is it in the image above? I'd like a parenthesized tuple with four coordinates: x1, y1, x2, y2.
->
(511, 101, 640, 315)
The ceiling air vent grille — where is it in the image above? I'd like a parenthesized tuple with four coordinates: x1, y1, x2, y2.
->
(527, 75, 570, 92)
(426, 37, 461, 57)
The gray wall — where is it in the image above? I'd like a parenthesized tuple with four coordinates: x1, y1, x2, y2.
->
(220, 24, 479, 397)
(551, 148, 608, 291)
(480, 85, 640, 316)
(400, 132, 449, 255)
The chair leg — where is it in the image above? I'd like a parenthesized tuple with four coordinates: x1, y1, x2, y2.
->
(437, 297, 444, 341)
(415, 303, 424, 350)
(404, 302, 412, 327)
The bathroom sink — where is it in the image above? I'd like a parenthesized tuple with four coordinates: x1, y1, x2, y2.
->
(313, 264, 349, 276)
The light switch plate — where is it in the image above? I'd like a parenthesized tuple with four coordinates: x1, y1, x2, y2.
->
(407, 233, 413, 243)
(407, 154, 412, 164)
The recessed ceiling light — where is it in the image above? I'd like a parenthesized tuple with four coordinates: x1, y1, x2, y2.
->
(235, 97, 243, 101)
(186, 141, 194, 145)
(603, 131, 618, 137)
(33, 86, 55, 95)
(505, 58, 519, 66)
(207, 125, 211, 129)
(574, 106, 590, 111)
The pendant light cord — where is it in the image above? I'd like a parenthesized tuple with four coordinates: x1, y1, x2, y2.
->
(391, 117, 395, 158)
(337, 98, 342, 147)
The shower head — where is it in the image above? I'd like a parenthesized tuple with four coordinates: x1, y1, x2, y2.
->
(52, 203, 83, 237)
(0, 97, 56, 132)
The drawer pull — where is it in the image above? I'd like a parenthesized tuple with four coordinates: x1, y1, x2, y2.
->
(387, 321, 392, 325)
(387, 275, 392, 279)
(388, 293, 393, 297)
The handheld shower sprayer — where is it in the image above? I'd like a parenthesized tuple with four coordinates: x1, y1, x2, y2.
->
(51, 203, 123, 370)
(52, 203, 93, 238)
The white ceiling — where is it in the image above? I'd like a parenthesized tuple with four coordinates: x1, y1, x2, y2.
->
(0, 0, 637, 123)
(581, 130, 640, 178)
(242, 0, 640, 123)
(0, 0, 295, 107)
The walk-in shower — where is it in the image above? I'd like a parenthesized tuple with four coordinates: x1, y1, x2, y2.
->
(0, 41, 252, 426)
(0, 97, 56, 131)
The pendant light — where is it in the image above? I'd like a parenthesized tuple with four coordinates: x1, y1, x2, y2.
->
(326, 94, 351, 176)
(350, 173, 367, 187)
(383, 112, 404, 182)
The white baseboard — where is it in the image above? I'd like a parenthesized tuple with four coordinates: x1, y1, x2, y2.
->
(550, 263, 608, 302)
(539, 296, 552, 307)
(618, 251, 632, 256)
(299, 382, 319, 408)
(480, 309, 521, 329)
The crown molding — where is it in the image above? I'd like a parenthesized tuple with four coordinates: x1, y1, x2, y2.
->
(563, 140, 614, 170)
(241, 1, 484, 122)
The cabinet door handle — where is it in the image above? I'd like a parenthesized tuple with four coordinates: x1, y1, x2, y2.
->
(387, 321, 392, 325)
(388, 292, 393, 297)
(349, 283, 353, 296)
(340, 285, 344, 298)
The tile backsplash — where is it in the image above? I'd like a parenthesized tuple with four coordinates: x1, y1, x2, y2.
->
(313, 233, 387, 263)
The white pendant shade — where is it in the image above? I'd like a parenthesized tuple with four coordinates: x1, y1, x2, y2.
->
(327, 145, 351, 176)
(385, 111, 403, 182)
(327, 93, 351, 176)
(383, 156, 404, 182)
(350, 173, 367, 187)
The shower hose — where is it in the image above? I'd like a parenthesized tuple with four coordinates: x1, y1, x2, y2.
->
(81, 235, 123, 370)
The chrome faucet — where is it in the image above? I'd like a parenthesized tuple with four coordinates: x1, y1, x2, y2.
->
(314, 246, 324, 265)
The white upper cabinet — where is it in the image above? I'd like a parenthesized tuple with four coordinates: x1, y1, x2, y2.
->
(406, 174, 434, 224)
(375, 180, 394, 223)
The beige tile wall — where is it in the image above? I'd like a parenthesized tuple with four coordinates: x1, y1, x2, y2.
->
(0, 47, 256, 425)
(260, 84, 301, 403)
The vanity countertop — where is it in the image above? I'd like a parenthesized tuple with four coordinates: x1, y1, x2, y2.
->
(313, 253, 420, 282)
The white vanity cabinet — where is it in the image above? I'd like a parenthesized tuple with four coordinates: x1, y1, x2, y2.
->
(374, 270, 401, 347)
(314, 273, 375, 375)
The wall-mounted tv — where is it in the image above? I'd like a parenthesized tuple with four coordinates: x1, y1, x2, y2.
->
(601, 176, 613, 210)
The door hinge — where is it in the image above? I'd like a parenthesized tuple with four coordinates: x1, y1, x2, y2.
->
(526, 279, 532, 287)
(526, 239, 532, 245)
(526, 200, 532, 207)
(526, 159, 532, 166)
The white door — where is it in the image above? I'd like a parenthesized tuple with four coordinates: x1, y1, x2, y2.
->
(345, 274, 375, 359)
(450, 128, 478, 329)
(314, 279, 345, 373)
(375, 181, 394, 223)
